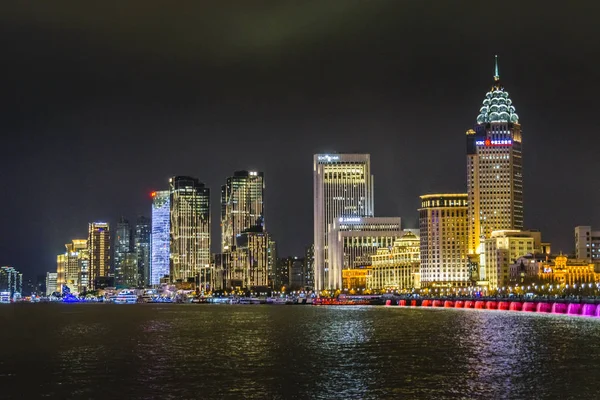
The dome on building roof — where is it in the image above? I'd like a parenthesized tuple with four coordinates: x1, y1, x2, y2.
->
(475, 56, 519, 125)
(476, 88, 519, 124)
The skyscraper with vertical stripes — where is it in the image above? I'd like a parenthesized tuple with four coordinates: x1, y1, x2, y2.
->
(221, 170, 268, 289)
(169, 176, 211, 287)
(313, 154, 374, 290)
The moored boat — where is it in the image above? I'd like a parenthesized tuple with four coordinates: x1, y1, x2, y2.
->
(114, 290, 138, 304)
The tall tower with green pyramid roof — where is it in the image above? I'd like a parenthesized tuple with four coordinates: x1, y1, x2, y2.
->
(466, 56, 523, 256)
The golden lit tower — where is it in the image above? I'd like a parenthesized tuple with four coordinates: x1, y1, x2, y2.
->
(466, 56, 523, 255)
(88, 222, 111, 290)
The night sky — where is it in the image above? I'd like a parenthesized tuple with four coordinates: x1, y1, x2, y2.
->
(2, 1, 600, 280)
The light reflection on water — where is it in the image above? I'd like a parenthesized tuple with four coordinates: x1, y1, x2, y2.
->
(1, 304, 600, 399)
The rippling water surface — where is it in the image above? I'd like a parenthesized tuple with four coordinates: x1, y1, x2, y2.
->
(2, 304, 600, 399)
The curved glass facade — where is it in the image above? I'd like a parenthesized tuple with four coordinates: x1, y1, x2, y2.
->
(151, 191, 170, 285)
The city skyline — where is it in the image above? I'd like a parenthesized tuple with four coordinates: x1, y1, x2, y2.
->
(2, 2, 600, 281)
(2, 4, 600, 400)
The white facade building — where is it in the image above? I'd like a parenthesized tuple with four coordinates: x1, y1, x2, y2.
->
(327, 217, 402, 289)
(313, 154, 374, 290)
(46, 272, 58, 296)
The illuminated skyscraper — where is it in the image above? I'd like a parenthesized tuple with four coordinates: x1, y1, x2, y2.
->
(0, 266, 22, 298)
(221, 170, 269, 290)
(114, 217, 134, 288)
(135, 216, 151, 287)
(56, 239, 87, 293)
(467, 56, 523, 255)
(419, 194, 470, 288)
(221, 171, 264, 252)
(151, 191, 170, 285)
(169, 176, 211, 287)
(313, 153, 374, 290)
(88, 222, 111, 290)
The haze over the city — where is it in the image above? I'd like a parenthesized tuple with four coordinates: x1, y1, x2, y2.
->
(1, 1, 599, 280)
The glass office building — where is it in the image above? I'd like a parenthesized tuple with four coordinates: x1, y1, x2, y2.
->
(151, 190, 170, 285)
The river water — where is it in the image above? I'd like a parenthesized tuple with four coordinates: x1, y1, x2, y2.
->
(1, 304, 600, 399)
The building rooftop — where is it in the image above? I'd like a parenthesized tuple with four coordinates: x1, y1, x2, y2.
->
(475, 56, 519, 125)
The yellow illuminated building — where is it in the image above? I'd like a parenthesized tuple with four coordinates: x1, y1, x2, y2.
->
(342, 268, 369, 290)
(56, 239, 87, 293)
(368, 231, 420, 291)
(466, 58, 523, 255)
(56, 254, 66, 293)
(89, 222, 111, 290)
(538, 255, 599, 286)
(419, 194, 470, 288)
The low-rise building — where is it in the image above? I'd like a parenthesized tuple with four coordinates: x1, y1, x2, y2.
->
(367, 230, 420, 291)
(328, 217, 402, 290)
(538, 254, 599, 286)
(342, 268, 369, 290)
(509, 253, 547, 284)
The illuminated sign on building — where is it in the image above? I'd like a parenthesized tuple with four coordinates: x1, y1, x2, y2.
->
(338, 217, 362, 223)
(318, 155, 340, 162)
(475, 139, 512, 146)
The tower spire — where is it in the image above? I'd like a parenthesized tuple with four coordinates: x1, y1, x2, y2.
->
(494, 55, 500, 81)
